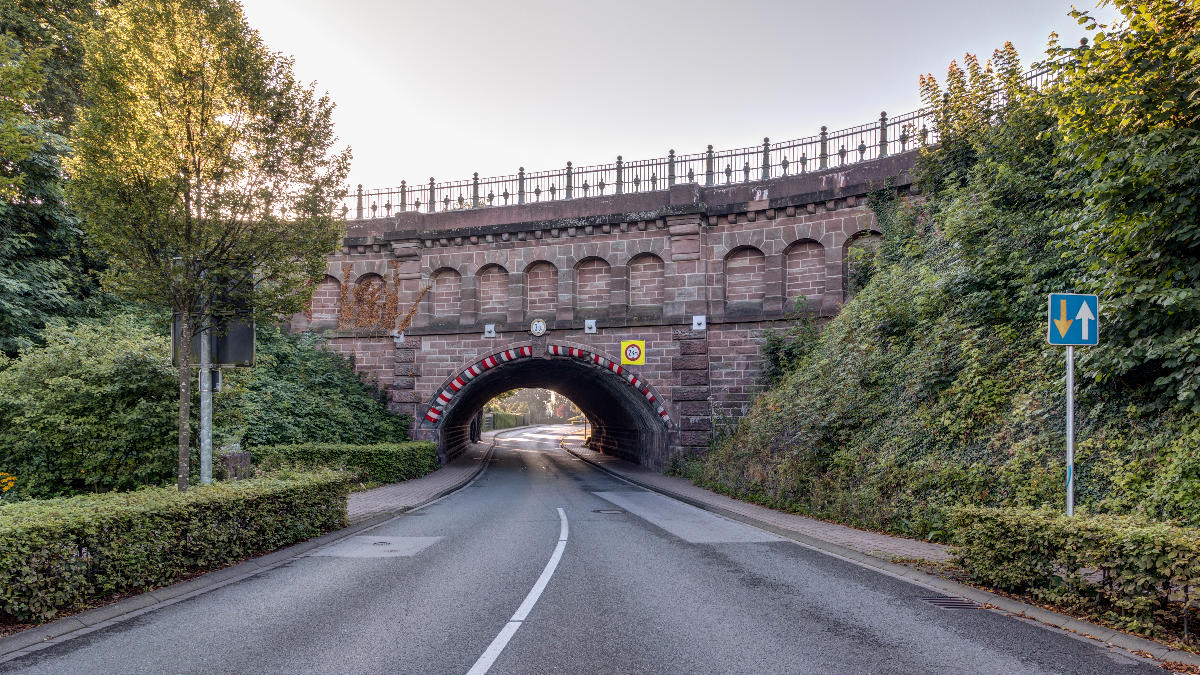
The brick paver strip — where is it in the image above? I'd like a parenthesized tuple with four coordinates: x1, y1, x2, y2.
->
(560, 432, 950, 562)
(348, 432, 498, 522)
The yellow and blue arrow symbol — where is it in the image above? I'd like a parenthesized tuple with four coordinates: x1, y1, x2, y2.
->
(1047, 293, 1099, 346)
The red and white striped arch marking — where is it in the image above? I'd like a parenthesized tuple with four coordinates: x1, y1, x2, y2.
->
(424, 346, 534, 423)
(547, 344, 670, 425)
(423, 343, 671, 426)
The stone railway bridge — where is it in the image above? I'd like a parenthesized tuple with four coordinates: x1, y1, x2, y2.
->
(291, 151, 919, 468)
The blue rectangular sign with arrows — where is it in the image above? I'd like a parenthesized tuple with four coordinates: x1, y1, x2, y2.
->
(1047, 293, 1099, 346)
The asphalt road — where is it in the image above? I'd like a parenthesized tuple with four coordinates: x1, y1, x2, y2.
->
(2, 425, 1162, 674)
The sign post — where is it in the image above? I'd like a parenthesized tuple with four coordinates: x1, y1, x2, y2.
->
(199, 321, 212, 485)
(1047, 293, 1099, 516)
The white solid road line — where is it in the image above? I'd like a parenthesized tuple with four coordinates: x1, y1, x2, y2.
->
(466, 507, 569, 675)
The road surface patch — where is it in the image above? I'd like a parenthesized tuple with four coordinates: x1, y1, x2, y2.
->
(307, 536, 443, 558)
(593, 490, 783, 544)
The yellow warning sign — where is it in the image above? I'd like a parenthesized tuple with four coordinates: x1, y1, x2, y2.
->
(621, 340, 646, 365)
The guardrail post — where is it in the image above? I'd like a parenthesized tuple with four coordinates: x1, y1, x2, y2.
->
(761, 137, 770, 180)
(819, 127, 828, 169)
(517, 167, 526, 205)
(428, 178, 435, 213)
(472, 172, 480, 207)
(667, 149, 676, 187)
(399, 180, 407, 212)
(566, 162, 573, 199)
(355, 184, 363, 220)
(615, 155, 624, 194)
(705, 145, 714, 186)
(878, 111, 888, 158)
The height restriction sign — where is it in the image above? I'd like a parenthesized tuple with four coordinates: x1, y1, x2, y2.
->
(621, 340, 645, 365)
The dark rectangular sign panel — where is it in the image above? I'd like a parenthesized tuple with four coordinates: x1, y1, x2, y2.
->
(172, 314, 256, 368)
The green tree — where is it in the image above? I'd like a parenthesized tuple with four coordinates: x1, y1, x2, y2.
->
(0, 36, 90, 355)
(0, 0, 100, 133)
(68, 0, 350, 491)
(1047, 0, 1200, 410)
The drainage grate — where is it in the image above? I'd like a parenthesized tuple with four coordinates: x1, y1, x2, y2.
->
(920, 596, 981, 610)
(593, 509, 625, 514)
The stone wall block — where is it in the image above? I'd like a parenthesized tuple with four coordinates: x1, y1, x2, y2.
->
(671, 386, 710, 401)
(671, 354, 708, 370)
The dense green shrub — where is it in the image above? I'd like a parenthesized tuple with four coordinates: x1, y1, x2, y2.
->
(951, 506, 1200, 634)
(0, 470, 352, 622)
(253, 442, 438, 484)
(0, 315, 180, 498)
(489, 412, 526, 430)
(216, 327, 411, 447)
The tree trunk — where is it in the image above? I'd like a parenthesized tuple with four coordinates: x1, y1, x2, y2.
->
(178, 310, 192, 492)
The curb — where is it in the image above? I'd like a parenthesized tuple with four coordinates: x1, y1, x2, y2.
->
(348, 434, 501, 524)
(0, 436, 504, 663)
(563, 442, 1200, 668)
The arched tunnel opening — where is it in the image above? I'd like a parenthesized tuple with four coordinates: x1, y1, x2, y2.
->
(428, 352, 670, 469)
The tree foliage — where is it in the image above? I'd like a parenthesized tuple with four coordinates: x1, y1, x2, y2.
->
(0, 36, 91, 355)
(68, 0, 351, 489)
(0, 2, 106, 357)
(686, 3, 1200, 539)
(1047, 0, 1200, 410)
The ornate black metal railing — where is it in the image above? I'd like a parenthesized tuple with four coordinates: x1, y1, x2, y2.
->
(344, 62, 1057, 220)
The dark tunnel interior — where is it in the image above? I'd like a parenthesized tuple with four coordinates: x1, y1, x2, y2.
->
(434, 356, 669, 468)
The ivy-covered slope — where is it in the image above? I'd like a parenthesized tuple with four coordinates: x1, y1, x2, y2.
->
(685, 3, 1200, 540)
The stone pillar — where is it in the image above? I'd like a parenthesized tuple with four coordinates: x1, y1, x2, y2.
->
(556, 267, 575, 324)
(460, 274, 477, 326)
(664, 214, 705, 319)
(390, 334, 421, 420)
(609, 264, 629, 320)
(672, 327, 711, 457)
(763, 252, 785, 314)
(507, 271, 524, 326)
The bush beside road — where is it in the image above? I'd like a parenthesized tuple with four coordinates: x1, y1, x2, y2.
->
(0, 470, 352, 623)
(253, 441, 439, 485)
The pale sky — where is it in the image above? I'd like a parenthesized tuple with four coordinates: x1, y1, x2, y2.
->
(236, 0, 1118, 193)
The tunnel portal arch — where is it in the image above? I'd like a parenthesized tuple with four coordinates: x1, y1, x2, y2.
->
(421, 342, 672, 466)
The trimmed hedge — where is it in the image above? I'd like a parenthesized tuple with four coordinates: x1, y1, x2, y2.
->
(951, 506, 1200, 631)
(489, 412, 526, 430)
(0, 470, 352, 622)
(253, 442, 438, 484)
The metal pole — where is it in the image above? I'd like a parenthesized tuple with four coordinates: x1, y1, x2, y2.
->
(1066, 344, 1074, 516)
(199, 318, 213, 486)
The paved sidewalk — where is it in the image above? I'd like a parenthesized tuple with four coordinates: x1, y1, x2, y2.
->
(347, 433, 497, 522)
(561, 431, 951, 562)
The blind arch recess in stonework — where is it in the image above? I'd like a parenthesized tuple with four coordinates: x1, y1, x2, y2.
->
(524, 261, 558, 318)
(574, 257, 612, 313)
(723, 246, 766, 312)
(476, 264, 509, 318)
